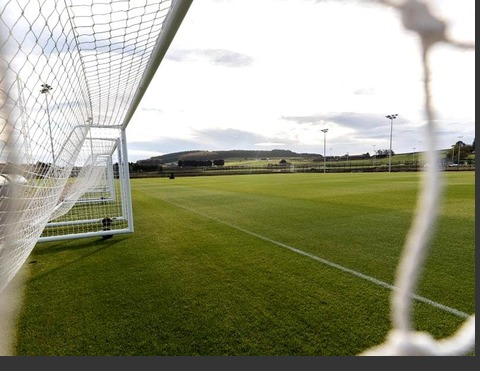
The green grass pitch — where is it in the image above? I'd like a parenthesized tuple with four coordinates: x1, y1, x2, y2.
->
(13, 171, 475, 355)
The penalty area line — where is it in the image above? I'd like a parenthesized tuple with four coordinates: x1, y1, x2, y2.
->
(163, 199, 469, 319)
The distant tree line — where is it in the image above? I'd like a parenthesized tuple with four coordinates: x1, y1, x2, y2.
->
(178, 159, 225, 167)
(127, 159, 226, 173)
(445, 138, 475, 163)
(128, 162, 158, 172)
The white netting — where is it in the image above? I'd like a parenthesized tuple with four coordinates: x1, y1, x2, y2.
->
(40, 131, 130, 240)
(0, 0, 192, 292)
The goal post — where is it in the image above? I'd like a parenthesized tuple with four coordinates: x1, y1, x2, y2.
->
(39, 130, 133, 242)
(0, 0, 193, 292)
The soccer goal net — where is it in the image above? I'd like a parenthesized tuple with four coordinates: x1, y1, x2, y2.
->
(39, 130, 131, 241)
(0, 0, 193, 293)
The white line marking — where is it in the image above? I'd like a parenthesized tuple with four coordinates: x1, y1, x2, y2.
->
(163, 198, 470, 319)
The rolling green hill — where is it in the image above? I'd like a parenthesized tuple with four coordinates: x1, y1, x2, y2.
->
(136, 149, 319, 165)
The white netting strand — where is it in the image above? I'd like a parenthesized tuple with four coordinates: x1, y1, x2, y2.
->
(360, 0, 475, 356)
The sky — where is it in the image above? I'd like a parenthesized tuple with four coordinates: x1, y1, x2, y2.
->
(125, 0, 475, 162)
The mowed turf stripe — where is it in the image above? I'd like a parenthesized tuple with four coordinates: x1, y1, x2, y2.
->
(160, 197, 469, 319)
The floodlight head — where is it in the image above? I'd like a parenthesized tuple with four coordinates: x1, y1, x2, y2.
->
(321, 128, 329, 133)
(40, 83, 52, 94)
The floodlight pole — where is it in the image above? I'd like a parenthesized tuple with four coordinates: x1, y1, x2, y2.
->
(321, 128, 328, 173)
(385, 114, 398, 173)
(40, 83, 55, 165)
(457, 136, 463, 165)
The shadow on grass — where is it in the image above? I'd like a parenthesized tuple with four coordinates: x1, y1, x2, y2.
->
(26, 235, 132, 284)
(32, 235, 131, 256)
